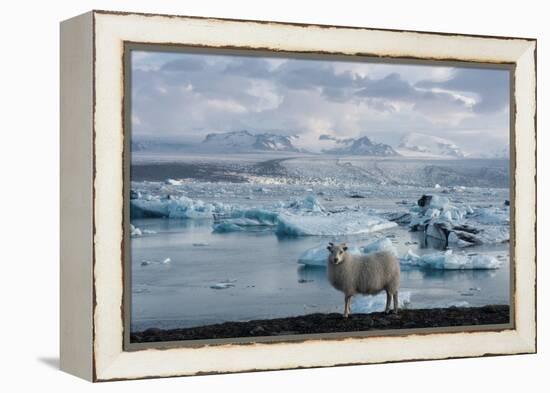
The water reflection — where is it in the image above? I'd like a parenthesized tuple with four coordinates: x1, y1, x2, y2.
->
(402, 266, 497, 280)
(297, 265, 328, 283)
(131, 218, 509, 330)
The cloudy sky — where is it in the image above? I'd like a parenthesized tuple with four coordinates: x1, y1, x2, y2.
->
(131, 50, 510, 155)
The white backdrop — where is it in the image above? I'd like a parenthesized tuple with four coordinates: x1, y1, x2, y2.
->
(0, 0, 546, 391)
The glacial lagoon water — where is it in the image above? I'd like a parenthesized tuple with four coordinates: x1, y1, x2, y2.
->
(130, 216, 509, 331)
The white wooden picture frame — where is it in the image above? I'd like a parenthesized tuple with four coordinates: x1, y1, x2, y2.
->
(60, 10, 536, 381)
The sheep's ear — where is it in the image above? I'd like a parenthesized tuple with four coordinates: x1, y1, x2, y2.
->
(342, 243, 348, 251)
(327, 244, 333, 251)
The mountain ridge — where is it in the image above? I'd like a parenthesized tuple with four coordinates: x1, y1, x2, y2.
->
(202, 130, 302, 153)
(398, 132, 465, 158)
(320, 134, 399, 156)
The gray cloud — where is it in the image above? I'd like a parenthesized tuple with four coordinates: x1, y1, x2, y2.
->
(275, 60, 358, 90)
(130, 51, 510, 154)
(356, 73, 416, 99)
(416, 68, 509, 113)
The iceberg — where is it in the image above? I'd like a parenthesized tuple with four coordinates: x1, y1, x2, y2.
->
(212, 208, 280, 233)
(209, 280, 237, 290)
(130, 224, 157, 237)
(130, 195, 232, 219)
(210, 283, 235, 290)
(360, 238, 398, 257)
(297, 245, 362, 267)
(424, 195, 450, 209)
(470, 207, 510, 225)
(165, 178, 184, 186)
(277, 212, 396, 237)
(447, 232, 474, 247)
(213, 196, 391, 236)
(405, 194, 509, 246)
(130, 224, 142, 237)
(285, 195, 326, 214)
(401, 249, 503, 270)
(352, 291, 411, 313)
(297, 238, 397, 267)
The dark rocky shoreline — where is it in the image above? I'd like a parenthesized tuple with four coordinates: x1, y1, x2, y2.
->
(131, 305, 510, 343)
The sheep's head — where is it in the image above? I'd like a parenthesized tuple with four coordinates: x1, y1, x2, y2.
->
(327, 242, 348, 265)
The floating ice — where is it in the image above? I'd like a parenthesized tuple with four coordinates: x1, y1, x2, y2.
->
(192, 242, 209, 247)
(476, 225, 509, 244)
(401, 249, 503, 270)
(210, 281, 236, 290)
(130, 224, 157, 237)
(297, 245, 362, 267)
(405, 194, 508, 246)
(212, 196, 379, 235)
(165, 178, 184, 186)
(277, 212, 396, 236)
(297, 238, 397, 267)
(351, 291, 412, 313)
(448, 232, 473, 247)
(131, 195, 232, 219)
(285, 195, 326, 214)
(130, 224, 142, 237)
(162, 258, 171, 264)
(213, 208, 279, 233)
(360, 238, 398, 257)
(426, 195, 450, 209)
(470, 207, 509, 225)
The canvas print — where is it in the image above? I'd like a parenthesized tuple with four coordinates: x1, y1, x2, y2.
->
(127, 49, 511, 344)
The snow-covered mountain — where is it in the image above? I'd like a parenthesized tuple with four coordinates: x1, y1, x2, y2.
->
(320, 135, 398, 156)
(397, 133, 465, 158)
(202, 131, 301, 153)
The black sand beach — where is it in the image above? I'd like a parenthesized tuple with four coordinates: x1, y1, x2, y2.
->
(131, 305, 510, 343)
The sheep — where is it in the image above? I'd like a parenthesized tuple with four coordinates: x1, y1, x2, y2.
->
(326, 242, 400, 318)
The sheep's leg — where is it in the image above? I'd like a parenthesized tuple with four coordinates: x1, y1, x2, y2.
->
(393, 292, 399, 314)
(344, 295, 352, 318)
(385, 290, 392, 314)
